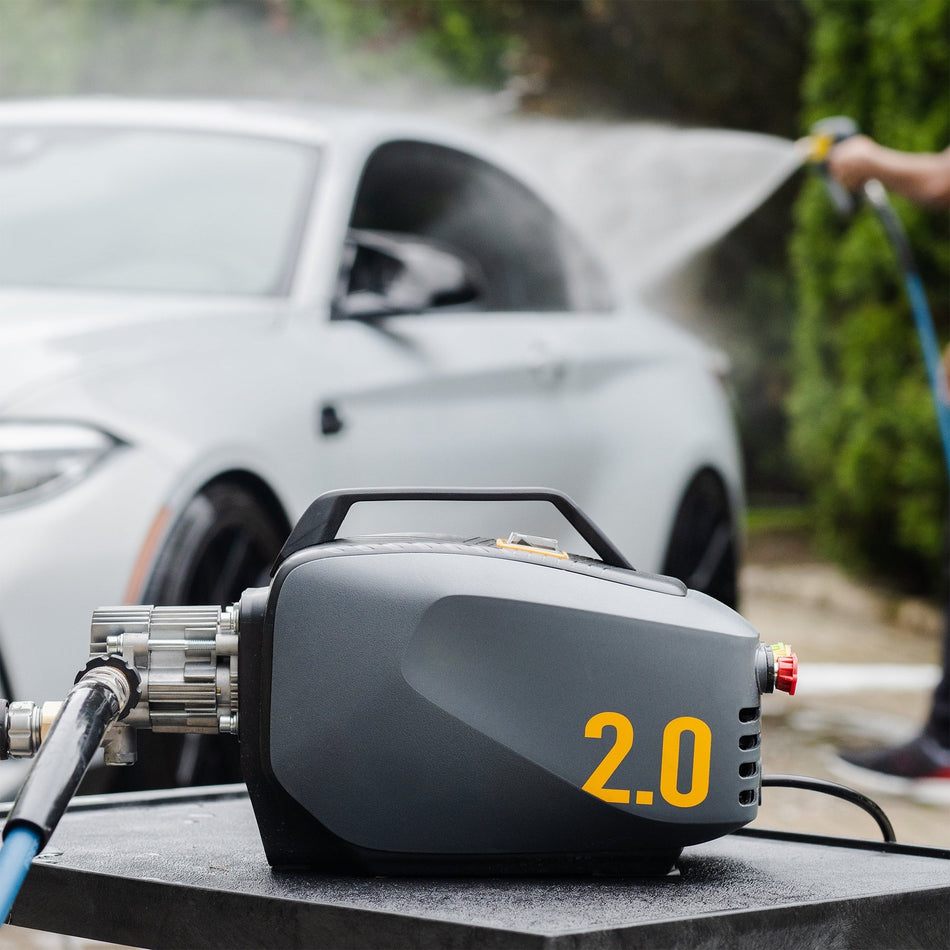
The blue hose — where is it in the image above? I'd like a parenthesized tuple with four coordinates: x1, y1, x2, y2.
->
(905, 270, 950, 476)
(0, 826, 41, 927)
(862, 181, 950, 481)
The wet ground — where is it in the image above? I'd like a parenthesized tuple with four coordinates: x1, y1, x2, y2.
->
(4, 528, 948, 948)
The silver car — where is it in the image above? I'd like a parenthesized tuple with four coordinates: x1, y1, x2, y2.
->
(0, 99, 742, 787)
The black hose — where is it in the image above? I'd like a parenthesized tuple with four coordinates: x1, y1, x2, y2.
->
(762, 774, 896, 843)
(3, 681, 120, 850)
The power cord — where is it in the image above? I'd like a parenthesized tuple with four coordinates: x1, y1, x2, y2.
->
(762, 774, 896, 843)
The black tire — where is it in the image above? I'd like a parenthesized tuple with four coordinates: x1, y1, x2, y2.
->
(661, 470, 739, 609)
(107, 482, 286, 792)
(143, 482, 285, 608)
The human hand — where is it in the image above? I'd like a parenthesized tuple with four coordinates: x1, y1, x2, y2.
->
(827, 135, 883, 192)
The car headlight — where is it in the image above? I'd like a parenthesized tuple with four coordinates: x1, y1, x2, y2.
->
(0, 422, 122, 510)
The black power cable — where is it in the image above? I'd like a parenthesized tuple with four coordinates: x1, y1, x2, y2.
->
(762, 774, 896, 843)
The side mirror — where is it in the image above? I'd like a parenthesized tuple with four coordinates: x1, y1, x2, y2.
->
(333, 229, 483, 320)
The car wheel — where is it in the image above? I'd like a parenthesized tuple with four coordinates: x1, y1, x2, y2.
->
(143, 482, 285, 607)
(106, 482, 287, 792)
(661, 470, 738, 609)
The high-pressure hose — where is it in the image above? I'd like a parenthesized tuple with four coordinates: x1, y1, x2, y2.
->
(0, 656, 140, 926)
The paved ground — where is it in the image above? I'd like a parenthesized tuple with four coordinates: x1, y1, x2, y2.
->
(743, 529, 949, 848)
(5, 529, 948, 948)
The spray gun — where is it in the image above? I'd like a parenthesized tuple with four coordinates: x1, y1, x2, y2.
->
(801, 115, 861, 215)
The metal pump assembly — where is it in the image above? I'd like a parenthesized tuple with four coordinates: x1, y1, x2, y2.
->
(1, 488, 800, 881)
(1, 605, 238, 765)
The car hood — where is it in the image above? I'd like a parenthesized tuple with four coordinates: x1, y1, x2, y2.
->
(0, 290, 283, 411)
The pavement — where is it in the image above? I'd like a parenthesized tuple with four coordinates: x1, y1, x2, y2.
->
(3, 529, 948, 948)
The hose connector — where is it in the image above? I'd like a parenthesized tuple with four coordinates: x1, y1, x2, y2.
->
(3, 654, 144, 851)
(74, 655, 142, 720)
(0, 701, 61, 759)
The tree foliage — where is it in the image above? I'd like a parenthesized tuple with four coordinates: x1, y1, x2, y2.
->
(308, 0, 808, 135)
(790, 0, 950, 591)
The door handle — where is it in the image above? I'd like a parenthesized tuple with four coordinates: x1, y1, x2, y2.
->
(319, 403, 344, 436)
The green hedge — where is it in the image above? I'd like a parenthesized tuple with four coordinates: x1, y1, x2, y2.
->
(790, 0, 949, 591)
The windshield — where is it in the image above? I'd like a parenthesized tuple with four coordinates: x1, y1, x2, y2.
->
(0, 125, 319, 296)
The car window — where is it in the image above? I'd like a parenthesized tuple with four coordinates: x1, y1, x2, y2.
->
(0, 126, 319, 296)
(348, 140, 612, 312)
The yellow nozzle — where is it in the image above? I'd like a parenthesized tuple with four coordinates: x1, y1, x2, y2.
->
(796, 133, 835, 164)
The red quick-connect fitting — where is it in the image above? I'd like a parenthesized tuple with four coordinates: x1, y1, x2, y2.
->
(774, 652, 798, 695)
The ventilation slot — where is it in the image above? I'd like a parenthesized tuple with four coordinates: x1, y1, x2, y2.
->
(738, 761, 758, 778)
(738, 789, 756, 805)
(738, 733, 760, 750)
(739, 706, 760, 723)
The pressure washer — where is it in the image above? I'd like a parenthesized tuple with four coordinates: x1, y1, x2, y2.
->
(0, 485, 903, 928)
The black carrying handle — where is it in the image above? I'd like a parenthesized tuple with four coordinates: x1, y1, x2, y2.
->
(272, 487, 633, 573)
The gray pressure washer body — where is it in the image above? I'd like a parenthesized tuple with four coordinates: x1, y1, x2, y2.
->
(6, 488, 794, 876)
(231, 488, 788, 875)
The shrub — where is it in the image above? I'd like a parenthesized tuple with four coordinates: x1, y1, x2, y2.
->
(790, 0, 949, 591)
